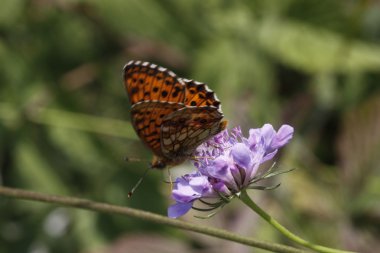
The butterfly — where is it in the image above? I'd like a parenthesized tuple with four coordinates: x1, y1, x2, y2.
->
(124, 60, 227, 169)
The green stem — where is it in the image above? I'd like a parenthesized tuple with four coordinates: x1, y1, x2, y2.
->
(0, 186, 306, 253)
(239, 190, 356, 253)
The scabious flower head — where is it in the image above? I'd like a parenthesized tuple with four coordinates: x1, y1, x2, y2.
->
(168, 124, 294, 218)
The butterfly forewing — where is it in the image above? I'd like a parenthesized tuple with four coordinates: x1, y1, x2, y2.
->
(181, 79, 221, 109)
(124, 61, 186, 105)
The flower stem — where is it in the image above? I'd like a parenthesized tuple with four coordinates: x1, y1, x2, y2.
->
(239, 190, 356, 253)
(0, 186, 306, 253)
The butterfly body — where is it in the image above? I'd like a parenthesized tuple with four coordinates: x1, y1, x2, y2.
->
(124, 60, 227, 169)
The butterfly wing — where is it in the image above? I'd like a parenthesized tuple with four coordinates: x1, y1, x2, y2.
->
(131, 101, 184, 157)
(124, 60, 227, 168)
(160, 106, 227, 160)
(124, 61, 186, 105)
(181, 79, 222, 109)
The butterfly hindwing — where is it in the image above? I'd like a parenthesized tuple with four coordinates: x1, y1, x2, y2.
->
(131, 101, 184, 156)
(160, 106, 226, 159)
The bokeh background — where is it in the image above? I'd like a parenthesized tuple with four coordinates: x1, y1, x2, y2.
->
(1, 1, 380, 253)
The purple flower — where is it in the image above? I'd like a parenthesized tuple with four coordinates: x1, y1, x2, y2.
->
(168, 172, 219, 218)
(168, 124, 294, 218)
(247, 124, 294, 162)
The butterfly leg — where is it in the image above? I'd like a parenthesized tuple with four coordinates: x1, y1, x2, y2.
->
(166, 166, 173, 191)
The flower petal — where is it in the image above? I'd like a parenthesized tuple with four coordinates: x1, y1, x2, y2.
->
(262, 150, 278, 163)
(271, 125, 294, 149)
(206, 156, 238, 191)
(247, 124, 276, 152)
(247, 128, 260, 149)
(260, 124, 276, 148)
(168, 202, 193, 218)
(189, 175, 210, 192)
(231, 143, 252, 169)
(212, 182, 231, 195)
(172, 174, 209, 202)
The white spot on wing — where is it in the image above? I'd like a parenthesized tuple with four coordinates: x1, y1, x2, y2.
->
(163, 138, 172, 145)
(204, 85, 213, 93)
(189, 129, 202, 138)
(123, 60, 134, 70)
(177, 133, 187, 141)
(198, 130, 211, 141)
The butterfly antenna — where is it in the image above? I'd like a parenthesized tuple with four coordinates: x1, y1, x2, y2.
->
(128, 165, 151, 198)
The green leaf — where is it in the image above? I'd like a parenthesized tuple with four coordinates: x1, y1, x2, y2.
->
(257, 19, 380, 73)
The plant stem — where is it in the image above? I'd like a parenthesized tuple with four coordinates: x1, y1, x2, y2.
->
(239, 190, 356, 253)
(0, 186, 306, 253)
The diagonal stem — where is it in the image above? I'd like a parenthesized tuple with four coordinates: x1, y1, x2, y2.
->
(239, 190, 357, 253)
(0, 186, 306, 253)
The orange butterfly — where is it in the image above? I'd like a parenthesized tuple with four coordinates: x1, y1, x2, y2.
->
(124, 60, 227, 169)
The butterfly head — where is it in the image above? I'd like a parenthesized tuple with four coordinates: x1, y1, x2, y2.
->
(151, 155, 167, 169)
(151, 154, 188, 169)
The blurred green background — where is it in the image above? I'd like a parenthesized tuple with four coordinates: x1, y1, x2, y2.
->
(1, 1, 380, 253)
